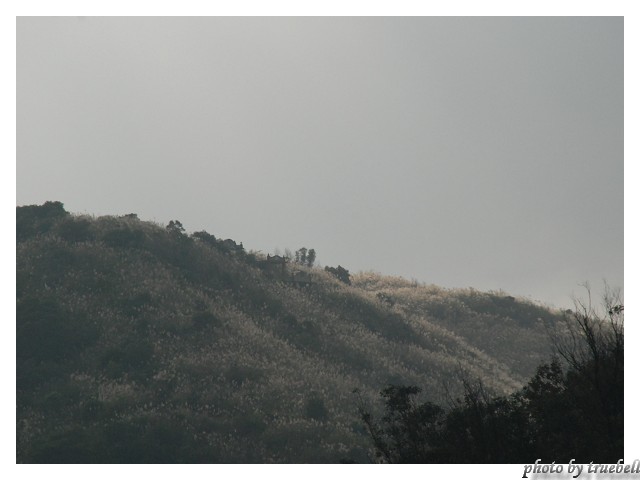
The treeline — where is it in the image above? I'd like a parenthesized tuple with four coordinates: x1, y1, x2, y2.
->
(355, 299, 623, 463)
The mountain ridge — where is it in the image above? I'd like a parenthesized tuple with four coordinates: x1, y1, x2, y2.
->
(16, 202, 564, 463)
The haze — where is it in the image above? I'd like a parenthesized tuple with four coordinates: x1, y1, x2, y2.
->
(16, 16, 623, 309)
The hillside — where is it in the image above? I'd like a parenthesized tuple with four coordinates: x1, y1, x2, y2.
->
(16, 202, 565, 463)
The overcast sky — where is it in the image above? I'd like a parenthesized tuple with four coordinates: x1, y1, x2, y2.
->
(16, 16, 623, 309)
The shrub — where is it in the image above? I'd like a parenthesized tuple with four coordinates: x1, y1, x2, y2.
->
(56, 217, 93, 243)
(191, 311, 220, 330)
(325, 265, 351, 285)
(100, 336, 154, 380)
(119, 293, 153, 316)
(225, 364, 263, 385)
(235, 413, 268, 436)
(305, 395, 329, 422)
(16, 201, 68, 241)
(16, 297, 98, 363)
(102, 228, 145, 249)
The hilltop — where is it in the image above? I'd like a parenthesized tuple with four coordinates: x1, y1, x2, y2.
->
(16, 202, 565, 463)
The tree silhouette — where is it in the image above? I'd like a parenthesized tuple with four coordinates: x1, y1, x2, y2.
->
(296, 247, 308, 265)
(307, 249, 316, 267)
(325, 265, 351, 285)
(166, 220, 185, 235)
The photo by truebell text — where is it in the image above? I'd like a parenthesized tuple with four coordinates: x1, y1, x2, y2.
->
(522, 459, 640, 478)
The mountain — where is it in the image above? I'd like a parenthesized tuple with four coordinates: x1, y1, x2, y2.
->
(16, 202, 564, 463)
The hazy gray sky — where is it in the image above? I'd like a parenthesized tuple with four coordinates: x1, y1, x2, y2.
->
(17, 16, 623, 308)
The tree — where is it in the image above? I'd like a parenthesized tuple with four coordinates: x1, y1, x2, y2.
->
(325, 265, 351, 285)
(191, 230, 216, 245)
(306, 249, 316, 267)
(17, 201, 69, 241)
(57, 217, 92, 243)
(355, 386, 444, 463)
(166, 220, 185, 235)
(549, 285, 623, 378)
(296, 247, 308, 265)
(545, 284, 624, 460)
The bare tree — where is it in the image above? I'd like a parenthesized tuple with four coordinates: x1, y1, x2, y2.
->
(546, 282, 623, 455)
(549, 283, 623, 376)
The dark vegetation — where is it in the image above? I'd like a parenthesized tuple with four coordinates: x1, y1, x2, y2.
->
(356, 295, 623, 462)
(325, 265, 351, 285)
(16, 202, 620, 463)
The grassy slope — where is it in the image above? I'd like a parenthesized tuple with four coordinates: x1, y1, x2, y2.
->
(16, 206, 564, 463)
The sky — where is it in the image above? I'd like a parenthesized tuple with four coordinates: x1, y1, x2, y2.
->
(16, 16, 623, 309)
